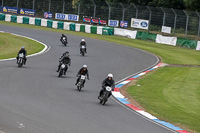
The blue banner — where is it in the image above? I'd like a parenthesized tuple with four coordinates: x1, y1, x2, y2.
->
(68, 14, 79, 21)
(108, 20, 119, 27)
(44, 12, 53, 19)
(0, 6, 2, 12)
(120, 21, 128, 28)
(20, 8, 36, 17)
(55, 13, 66, 20)
(3, 6, 18, 14)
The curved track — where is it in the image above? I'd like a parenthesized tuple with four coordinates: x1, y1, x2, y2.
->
(0, 25, 173, 133)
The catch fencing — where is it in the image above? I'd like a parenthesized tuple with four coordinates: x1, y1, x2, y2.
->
(1, 0, 200, 40)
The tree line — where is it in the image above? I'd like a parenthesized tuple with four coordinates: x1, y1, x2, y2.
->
(107, 0, 200, 11)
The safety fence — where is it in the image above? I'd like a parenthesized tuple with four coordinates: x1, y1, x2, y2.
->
(0, 13, 200, 51)
(1, 0, 200, 40)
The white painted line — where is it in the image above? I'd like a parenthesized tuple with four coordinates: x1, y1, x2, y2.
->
(119, 80, 130, 85)
(0, 31, 50, 62)
(137, 110, 158, 120)
(138, 72, 146, 76)
(112, 92, 125, 98)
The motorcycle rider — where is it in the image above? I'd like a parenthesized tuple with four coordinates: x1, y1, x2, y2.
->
(57, 51, 71, 75)
(60, 34, 68, 44)
(80, 39, 87, 54)
(75, 65, 89, 87)
(98, 74, 115, 99)
(16, 46, 27, 65)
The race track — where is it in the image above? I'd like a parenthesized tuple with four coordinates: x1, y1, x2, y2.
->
(0, 24, 174, 133)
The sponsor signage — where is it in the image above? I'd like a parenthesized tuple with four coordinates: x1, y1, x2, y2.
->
(108, 20, 119, 27)
(131, 18, 149, 30)
(55, 13, 79, 21)
(91, 17, 99, 24)
(55, 13, 66, 20)
(0, 6, 2, 12)
(99, 19, 107, 25)
(120, 21, 128, 28)
(44, 12, 53, 19)
(3, 6, 18, 14)
(162, 26, 171, 34)
(83, 16, 91, 23)
(67, 14, 79, 21)
(20, 8, 36, 16)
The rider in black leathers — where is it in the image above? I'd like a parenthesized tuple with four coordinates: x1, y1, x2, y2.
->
(60, 34, 68, 44)
(16, 46, 27, 65)
(98, 74, 115, 99)
(80, 39, 87, 54)
(75, 65, 89, 87)
(57, 52, 71, 75)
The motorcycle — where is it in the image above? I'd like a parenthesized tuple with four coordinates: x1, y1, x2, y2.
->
(80, 46, 86, 56)
(61, 37, 68, 46)
(99, 86, 112, 105)
(76, 75, 86, 91)
(58, 63, 68, 77)
(17, 53, 24, 68)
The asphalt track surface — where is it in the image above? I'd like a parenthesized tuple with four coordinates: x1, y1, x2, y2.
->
(0, 25, 173, 133)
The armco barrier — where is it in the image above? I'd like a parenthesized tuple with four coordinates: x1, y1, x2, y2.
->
(0, 13, 199, 51)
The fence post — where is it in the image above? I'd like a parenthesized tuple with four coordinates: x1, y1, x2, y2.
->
(160, 7, 166, 26)
(91, 0, 96, 18)
(183, 10, 189, 39)
(48, 0, 51, 12)
(32, 0, 35, 10)
(133, 4, 138, 18)
(62, 0, 65, 13)
(1, 0, 3, 9)
(17, 0, 19, 9)
(120, 3, 125, 21)
(106, 1, 111, 20)
(196, 11, 200, 40)
(78, 2, 80, 15)
(171, 8, 177, 35)
(147, 6, 151, 33)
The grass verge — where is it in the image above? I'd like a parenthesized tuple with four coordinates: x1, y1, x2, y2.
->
(127, 67, 200, 133)
(0, 32, 45, 59)
(0, 21, 200, 65)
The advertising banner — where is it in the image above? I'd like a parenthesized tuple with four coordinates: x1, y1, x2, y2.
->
(0, 6, 2, 12)
(99, 19, 107, 25)
(3, 6, 18, 14)
(67, 14, 79, 21)
(44, 12, 53, 19)
(131, 18, 149, 30)
(55, 13, 67, 20)
(83, 16, 91, 23)
(91, 17, 99, 24)
(108, 20, 119, 27)
(55, 13, 79, 21)
(162, 26, 171, 34)
(120, 21, 128, 28)
(20, 8, 36, 17)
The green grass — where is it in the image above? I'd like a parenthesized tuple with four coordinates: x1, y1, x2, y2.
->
(0, 32, 45, 59)
(127, 67, 200, 132)
(0, 21, 200, 65)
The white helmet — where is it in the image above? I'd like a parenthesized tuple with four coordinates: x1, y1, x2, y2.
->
(108, 73, 113, 78)
(21, 46, 25, 49)
(83, 65, 87, 68)
(82, 39, 85, 42)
